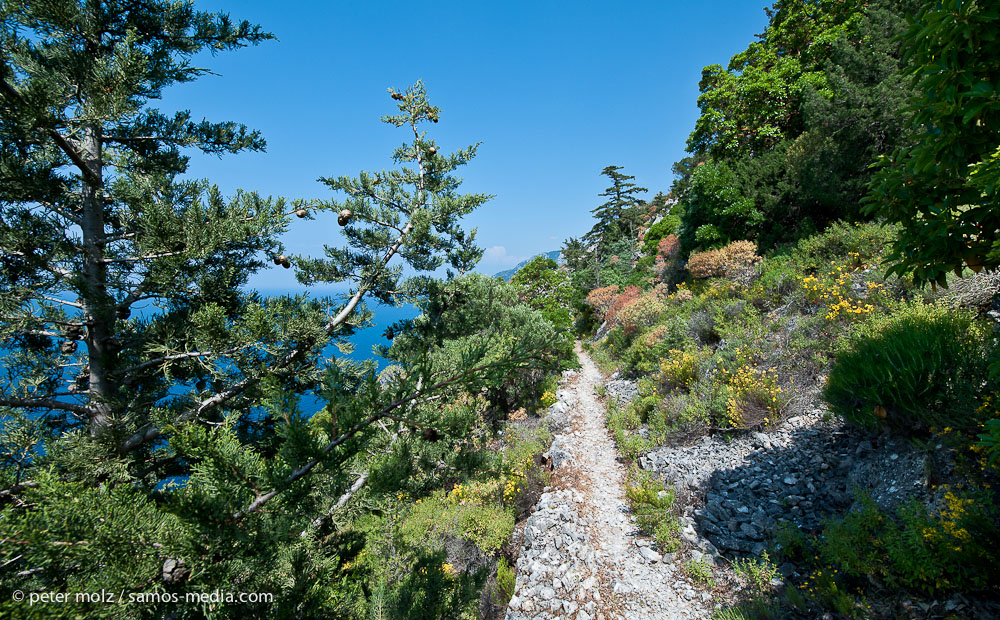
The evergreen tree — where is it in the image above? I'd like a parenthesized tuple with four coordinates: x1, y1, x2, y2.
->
(0, 2, 555, 616)
(582, 165, 647, 286)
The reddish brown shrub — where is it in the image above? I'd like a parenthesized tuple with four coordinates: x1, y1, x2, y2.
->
(616, 293, 665, 335)
(604, 285, 641, 327)
(657, 235, 680, 261)
(584, 285, 620, 320)
(688, 240, 761, 282)
(687, 248, 726, 278)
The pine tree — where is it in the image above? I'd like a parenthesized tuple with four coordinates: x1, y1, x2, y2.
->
(582, 165, 647, 286)
(0, 3, 555, 616)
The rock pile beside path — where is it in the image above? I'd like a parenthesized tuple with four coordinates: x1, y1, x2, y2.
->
(641, 408, 930, 562)
(505, 489, 602, 620)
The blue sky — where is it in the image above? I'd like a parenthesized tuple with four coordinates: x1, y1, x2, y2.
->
(157, 1, 771, 290)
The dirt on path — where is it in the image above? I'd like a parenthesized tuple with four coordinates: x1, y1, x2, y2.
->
(505, 343, 711, 620)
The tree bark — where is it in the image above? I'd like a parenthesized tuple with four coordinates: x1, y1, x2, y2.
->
(78, 122, 114, 434)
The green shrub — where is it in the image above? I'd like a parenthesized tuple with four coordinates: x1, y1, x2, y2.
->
(492, 557, 516, 606)
(616, 292, 666, 336)
(820, 495, 885, 579)
(400, 492, 515, 555)
(732, 551, 779, 598)
(624, 468, 680, 551)
(792, 220, 900, 271)
(684, 557, 715, 586)
(818, 491, 1000, 595)
(979, 417, 1000, 466)
(679, 378, 730, 428)
(823, 302, 992, 433)
(621, 318, 691, 373)
(773, 521, 808, 562)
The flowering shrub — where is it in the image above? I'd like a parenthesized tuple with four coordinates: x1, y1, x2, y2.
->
(584, 285, 620, 321)
(720, 365, 782, 428)
(688, 240, 761, 282)
(658, 349, 704, 392)
(799, 255, 885, 321)
(540, 390, 557, 409)
(616, 292, 665, 335)
(818, 490, 1000, 594)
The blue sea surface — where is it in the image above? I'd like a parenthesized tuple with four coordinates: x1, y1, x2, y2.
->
(253, 287, 419, 370)
(337, 301, 419, 370)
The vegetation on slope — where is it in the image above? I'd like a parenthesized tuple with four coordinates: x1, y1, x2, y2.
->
(559, 0, 1000, 617)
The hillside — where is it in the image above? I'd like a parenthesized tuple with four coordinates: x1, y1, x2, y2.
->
(2, 1, 999, 619)
(494, 251, 562, 281)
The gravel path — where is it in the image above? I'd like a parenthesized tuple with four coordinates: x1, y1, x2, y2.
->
(505, 343, 710, 620)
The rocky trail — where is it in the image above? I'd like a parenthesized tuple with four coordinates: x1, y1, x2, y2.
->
(505, 344, 712, 620)
(503, 341, 938, 620)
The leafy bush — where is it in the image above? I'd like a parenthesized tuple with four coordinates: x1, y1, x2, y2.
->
(401, 490, 515, 555)
(688, 240, 762, 283)
(620, 319, 690, 373)
(624, 468, 680, 552)
(732, 551, 779, 598)
(606, 400, 654, 459)
(643, 217, 682, 256)
(604, 285, 642, 327)
(584, 285, 620, 321)
(791, 220, 899, 271)
(824, 302, 992, 433)
(818, 491, 1000, 595)
(684, 557, 715, 586)
(492, 557, 516, 606)
(678, 159, 764, 251)
(616, 292, 666, 336)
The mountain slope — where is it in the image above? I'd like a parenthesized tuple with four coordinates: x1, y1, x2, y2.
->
(494, 250, 561, 281)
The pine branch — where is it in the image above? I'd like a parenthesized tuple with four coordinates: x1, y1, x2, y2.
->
(0, 396, 93, 417)
(300, 473, 368, 537)
(119, 216, 417, 454)
(0, 76, 101, 188)
(113, 344, 253, 378)
(231, 357, 516, 520)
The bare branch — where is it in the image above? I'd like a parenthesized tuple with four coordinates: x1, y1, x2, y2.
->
(0, 248, 72, 278)
(37, 295, 85, 310)
(113, 344, 252, 377)
(0, 482, 39, 498)
(301, 473, 368, 537)
(100, 251, 185, 264)
(0, 396, 93, 417)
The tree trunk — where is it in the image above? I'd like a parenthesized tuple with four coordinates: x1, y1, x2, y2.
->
(78, 122, 113, 434)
